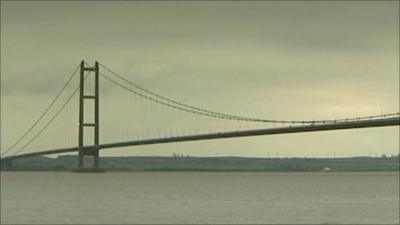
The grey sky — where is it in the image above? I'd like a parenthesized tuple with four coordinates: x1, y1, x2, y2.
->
(1, 1, 399, 158)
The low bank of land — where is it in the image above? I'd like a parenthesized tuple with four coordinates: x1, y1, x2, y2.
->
(3, 155, 399, 172)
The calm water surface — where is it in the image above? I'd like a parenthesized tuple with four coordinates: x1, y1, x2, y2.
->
(1, 171, 399, 224)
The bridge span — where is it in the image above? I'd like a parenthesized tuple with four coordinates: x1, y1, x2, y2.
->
(2, 61, 399, 171)
(2, 115, 399, 163)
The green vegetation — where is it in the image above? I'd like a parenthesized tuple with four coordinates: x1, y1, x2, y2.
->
(2, 154, 399, 172)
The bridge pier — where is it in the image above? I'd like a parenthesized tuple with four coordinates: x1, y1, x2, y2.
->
(94, 151, 99, 170)
(0, 160, 13, 171)
(73, 149, 103, 172)
(78, 149, 99, 170)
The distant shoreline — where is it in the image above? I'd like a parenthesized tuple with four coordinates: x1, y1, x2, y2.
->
(2, 155, 399, 172)
(2, 170, 399, 174)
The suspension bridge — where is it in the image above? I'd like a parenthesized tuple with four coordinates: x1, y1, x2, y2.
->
(1, 61, 399, 171)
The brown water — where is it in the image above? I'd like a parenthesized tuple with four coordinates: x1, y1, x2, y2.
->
(1, 171, 399, 224)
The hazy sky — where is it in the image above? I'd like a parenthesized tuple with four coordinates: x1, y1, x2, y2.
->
(1, 1, 399, 158)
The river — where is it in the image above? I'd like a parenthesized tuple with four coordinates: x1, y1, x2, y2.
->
(1, 171, 398, 224)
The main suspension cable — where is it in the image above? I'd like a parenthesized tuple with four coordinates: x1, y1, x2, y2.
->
(99, 63, 400, 124)
(1, 64, 80, 157)
(9, 72, 92, 157)
(100, 72, 241, 120)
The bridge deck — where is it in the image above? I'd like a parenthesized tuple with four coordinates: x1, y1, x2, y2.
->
(2, 116, 399, 161)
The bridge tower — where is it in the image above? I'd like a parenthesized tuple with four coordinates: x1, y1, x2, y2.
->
(76, 61, 102, 172)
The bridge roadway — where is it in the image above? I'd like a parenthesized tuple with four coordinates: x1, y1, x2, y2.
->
(1, 116, 399, 162)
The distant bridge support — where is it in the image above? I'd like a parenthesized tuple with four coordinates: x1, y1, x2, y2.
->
(74, 61, 103, 172)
